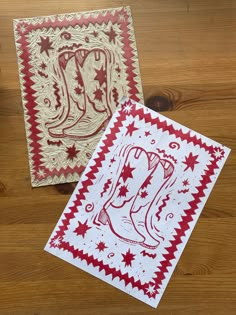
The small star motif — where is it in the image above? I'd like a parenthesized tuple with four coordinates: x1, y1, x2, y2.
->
(74, 86, 83, 95)
(182, 179, 189, 186)
(50, 236, 62, 248)
(37, 36, 54, 57)
(94, 88, 103, 102)
(118, 185, 129, 198)
(122, 248, 135, 267)
(104, 26, 117, 43)
(123, 102, 133, 114)
(120, 162, 135, 183)
(145, 131, 151, 137)
(182, 152, 199, 171)
(40, 62, 47, 70)
(119, 13, 126, 21)
(140, 190, 148, 199)
(37, 168, 46, 178)
(66, 144, 80, 161)
(94, 66, 107, 87)
(17, 22, 28, 34)
(74, 219, 91, 238)
(213, 147, 224, 160)
(96, 241, 108, 252)
(110, 158, 116, 163)
(146, 284, 157, 296)
(125, 121, 139, 136)
(20, 24, 26, 33)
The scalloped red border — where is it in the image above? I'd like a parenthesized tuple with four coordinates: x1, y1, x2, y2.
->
(49, 100, 220, 299)
(15, 7, 141, 182)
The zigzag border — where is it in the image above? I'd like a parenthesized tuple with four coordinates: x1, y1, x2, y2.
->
(14, 7, 143, 186)
(48, 100, 221, 299)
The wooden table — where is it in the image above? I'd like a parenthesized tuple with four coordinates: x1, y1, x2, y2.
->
(1, 1, 236, 314)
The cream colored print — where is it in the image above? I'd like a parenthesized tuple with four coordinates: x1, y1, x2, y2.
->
(14, 7, 143, 186)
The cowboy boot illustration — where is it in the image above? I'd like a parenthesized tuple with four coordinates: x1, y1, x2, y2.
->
(46, 50, 84, 137)
(130, 157, 174, 248)
(47, 48, 113, 139)
(97, 146, 159, 244)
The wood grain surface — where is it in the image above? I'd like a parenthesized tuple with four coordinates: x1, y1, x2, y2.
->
(0, 1, 236, 314)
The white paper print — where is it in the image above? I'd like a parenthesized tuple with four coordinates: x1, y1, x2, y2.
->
(45, 98, 230, 307)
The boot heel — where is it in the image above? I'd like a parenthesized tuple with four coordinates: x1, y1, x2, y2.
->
(98, 208, 109, 224)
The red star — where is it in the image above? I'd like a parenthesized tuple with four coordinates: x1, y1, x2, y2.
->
(74, 219, 91, 238)
(40, 62, 47, 70)
(140, 190, 148, 198)
(122, 248, 135, 267)
(94, 66, 107, 87)
(125, 121, 138, 136)
(37, 36, 54, 57)
(120, 162, 135, 183)
(94, 88, 103, 101)
(74, 86, 83, 95)
(118, 185, 129, 198)
(110, 157, 116, 163)
(182, 152, 199, 171)
(182, 179, 189, 186)
(66, 144, 80, 161)
(96, 241, 108, 252)
(145, 131, 151, 137)
(104, 26, 117, 43)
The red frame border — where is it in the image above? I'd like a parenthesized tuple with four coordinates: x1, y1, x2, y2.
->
(15, 8, 141, 181)
(49, 100, 220, 299)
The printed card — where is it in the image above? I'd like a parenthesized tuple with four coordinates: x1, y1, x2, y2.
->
(45, 98, 230, 307)
(14, 7, 143, 186)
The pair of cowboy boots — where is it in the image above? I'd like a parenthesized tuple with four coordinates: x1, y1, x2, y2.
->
(46, 48, 113, 139)
(97, 146, 174, 249)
